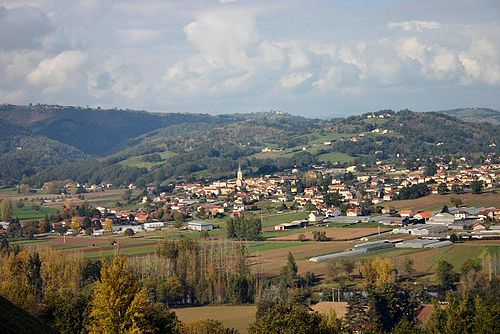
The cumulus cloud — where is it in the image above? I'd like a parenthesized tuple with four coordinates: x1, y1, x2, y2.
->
(27, 50, 87, 93)
(0, 1, 499, 115)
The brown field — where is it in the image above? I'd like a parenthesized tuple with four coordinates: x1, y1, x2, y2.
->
(249, 241, 354, 276)
(174, 305, 257, 334)
(268, 227, 390, 241)
(384, 192, 500, 212)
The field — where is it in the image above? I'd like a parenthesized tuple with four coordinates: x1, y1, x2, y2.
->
(12, 205, 58, 222)
(268, 227, 389, 241)
(384, 192, 500, 212)
(174, 305, 256, 334)
(318, 152, 355, 164)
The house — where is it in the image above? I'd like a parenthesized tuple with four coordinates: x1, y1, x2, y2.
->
(399, 209, 414, 218)
(414, 211, 432, 221)
(472, 222, 486, 231)
(188, 221, 214, 231)
(308, 212, 326, 223)
(346, 208, 361, 217)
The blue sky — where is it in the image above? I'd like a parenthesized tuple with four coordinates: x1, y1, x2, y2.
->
(0, 0, 499, 117)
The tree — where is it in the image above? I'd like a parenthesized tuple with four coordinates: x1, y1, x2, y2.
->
(249, 302, 330, 334)
(87, 256, 163, 334)
(451, 184, 464, 194)
(471, 181, 483, 194)
(181, 319, 237, 334)
(402, 257, 415, 277)
(344, 293, 369, 332)
(340, 259, 355, 278)
(441, 204, 449, 213)
(124, 228, 135, 237)
(450, 197, 463, 208)
(70, 216, 81, 233)
(436, 260, 458, 292)
(1, 198, 12, 222)
(368, 283, 420, 333)
(362, 258, 396, 290)
(437, 183, 449, 195)
(104, 218, 113, 233)
(312, 230, 328, 241)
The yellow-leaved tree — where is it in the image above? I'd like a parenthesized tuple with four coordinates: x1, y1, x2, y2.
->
(104, 218, 113, 233)
(362, 257, 396, 290)
(87, 255, 156, 334)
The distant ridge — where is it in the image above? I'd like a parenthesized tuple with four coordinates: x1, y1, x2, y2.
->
(433, 108, 500, 125)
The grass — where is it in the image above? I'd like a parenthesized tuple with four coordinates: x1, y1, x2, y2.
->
(12, 205, 58, 222)
(118, 151, 177, 169)
(261, 211, 309, 228)
(426, 243, 500, 272)
(318, 152, 355, 164)
(247, 241, 310, 252)
(174, 305, 256, 334)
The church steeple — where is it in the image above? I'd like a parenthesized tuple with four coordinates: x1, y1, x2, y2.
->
(236, 163, 243, 188)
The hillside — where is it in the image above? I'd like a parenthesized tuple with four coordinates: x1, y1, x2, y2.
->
(0, 104, 498, 187)
(0, 104, 238, 155)
(21, 108, 500, 188)
(0, 296, 57, 334)
(434, 108, 500, 125)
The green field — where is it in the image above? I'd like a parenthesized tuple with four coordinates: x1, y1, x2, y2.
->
(12, 205, 59, 222)
(261, 211, 309, 228)
(118, 151, 177, 169)
(247, 241, 310, 252)
(426, 244, 500, 272)
(318, 152, 355, 164)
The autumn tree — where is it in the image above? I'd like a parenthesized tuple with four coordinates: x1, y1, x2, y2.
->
(104, 218, 113, 233)
(362, 258, 396, 290)
(1, 198, 12, 222)
(87, 255, 168, 334)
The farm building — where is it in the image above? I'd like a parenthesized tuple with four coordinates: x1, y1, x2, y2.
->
(427, 213, 455, 225)
(392, 224, 447, 235)
(144, 222, 164, 230)
(188, 221, 214, 231)
(309, 248, 367, 262)
(274, 220, 308, 231)
(353, 240, 394, 251)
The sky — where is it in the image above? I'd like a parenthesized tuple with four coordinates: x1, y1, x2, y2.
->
(0, 0, 499, 118)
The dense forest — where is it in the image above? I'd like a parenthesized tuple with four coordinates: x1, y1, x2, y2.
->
(0, 104, 499, 187)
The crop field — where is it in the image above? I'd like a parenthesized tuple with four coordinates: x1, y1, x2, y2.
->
(384, 192, 500, 212)
(174, 305, 257, 334)
(12, 205, 59, 222)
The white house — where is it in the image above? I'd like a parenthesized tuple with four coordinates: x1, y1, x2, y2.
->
(188, 221, 214, 231)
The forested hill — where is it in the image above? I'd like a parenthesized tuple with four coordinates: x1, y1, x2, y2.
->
(0, 104, 498, 187)
(0, 104, 238, 155)
(434, 108, 500, 125)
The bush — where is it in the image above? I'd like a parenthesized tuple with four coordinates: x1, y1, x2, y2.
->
(124, 228, 135, 236)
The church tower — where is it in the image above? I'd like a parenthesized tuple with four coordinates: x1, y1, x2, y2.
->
(236, 163, 243, 188)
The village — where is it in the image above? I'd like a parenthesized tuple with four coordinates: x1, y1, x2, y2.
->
(11, 159, 496, 245)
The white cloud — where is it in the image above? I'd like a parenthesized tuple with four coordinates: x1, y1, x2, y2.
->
(118, 29, 163, 46)
(280, 71, 312, 88)
(388, 20, 442, 32)
(27, 50, 87, 93)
